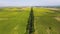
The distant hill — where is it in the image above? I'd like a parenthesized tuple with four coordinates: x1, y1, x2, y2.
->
(34, 6, 60, 8)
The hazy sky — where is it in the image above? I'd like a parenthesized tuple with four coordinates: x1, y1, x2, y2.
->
(0, 0, 60, 6)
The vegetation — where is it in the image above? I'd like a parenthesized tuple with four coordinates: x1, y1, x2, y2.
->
(0, 7, 60, 34)
(0, 7, 30, 34)
(34, 7, 60, 34)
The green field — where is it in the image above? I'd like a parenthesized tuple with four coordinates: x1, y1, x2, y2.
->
(0, 7, 60, 34)
(0, 7, 30, 34)
(34, 7, 60, 34)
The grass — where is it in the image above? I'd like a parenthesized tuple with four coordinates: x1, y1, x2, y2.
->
(34, 7, 60, 34)
(0, 7, 30, 34)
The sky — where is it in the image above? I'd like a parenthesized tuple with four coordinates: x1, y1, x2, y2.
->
(0, 0, 60, 7)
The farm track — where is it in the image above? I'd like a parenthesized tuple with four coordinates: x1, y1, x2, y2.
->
(26, 7, 35, 34)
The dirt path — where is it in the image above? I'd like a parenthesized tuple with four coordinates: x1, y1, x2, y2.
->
(26, 7, 35, 34)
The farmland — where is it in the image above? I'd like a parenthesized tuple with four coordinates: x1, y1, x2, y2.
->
(0, 7, 30, 34)
(0, 7, 60, 34)
(34, 7, 60, 34)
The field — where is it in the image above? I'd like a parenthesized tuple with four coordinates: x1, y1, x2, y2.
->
(34, 7, 60, 34)
(0, 7, 30, 34)
(0, 7, 60, 34)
